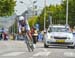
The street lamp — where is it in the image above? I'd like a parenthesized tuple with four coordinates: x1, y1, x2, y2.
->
(44, 0, 46, 31)
(47, 11, 52, 25)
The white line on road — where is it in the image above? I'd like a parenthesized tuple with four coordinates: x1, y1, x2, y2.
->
(64, 52, 75, 57)
(29, 57, 33, 58)
(2, 52, 25, 56)
(43, 48, 48, 52)
(33, 52, 51, 57)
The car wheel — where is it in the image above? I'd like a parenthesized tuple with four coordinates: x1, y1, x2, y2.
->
(44, 44, 48, 48)
(67, 46, 74, 49)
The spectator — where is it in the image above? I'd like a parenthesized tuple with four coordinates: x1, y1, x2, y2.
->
(73, 26, 75, 33)
(38, 32, 43, 42)
(31, 27, 35, 35)
(2, 31, 8, 40)
(31, 27, 38, 48)
(0, 32, 2, 40)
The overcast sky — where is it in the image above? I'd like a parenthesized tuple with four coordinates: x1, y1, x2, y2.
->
(15, 0, 62, 15)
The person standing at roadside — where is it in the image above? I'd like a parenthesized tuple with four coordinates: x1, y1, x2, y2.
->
(31, 27, 38, 48)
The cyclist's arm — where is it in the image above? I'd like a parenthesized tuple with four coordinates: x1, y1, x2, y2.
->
(18, 22, 22, 34)
(25, 20, 30, 31)
(25, 20, 32, 39)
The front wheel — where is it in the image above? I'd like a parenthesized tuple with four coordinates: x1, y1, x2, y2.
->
(26, 41, 31, 52)
(67, 46, 75, 49)
(26, 33, 34, 52)
(44, 44, 48, 48)
(30, 43, 34, 51)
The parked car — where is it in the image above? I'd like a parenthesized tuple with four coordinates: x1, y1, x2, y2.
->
(44, 25, 75, 48)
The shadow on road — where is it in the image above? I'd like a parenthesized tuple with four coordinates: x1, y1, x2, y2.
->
(37, 46, 75, 49)
(48, 46, 68, 49)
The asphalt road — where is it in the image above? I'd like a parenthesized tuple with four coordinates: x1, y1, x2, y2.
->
(0, 41, 75, 58)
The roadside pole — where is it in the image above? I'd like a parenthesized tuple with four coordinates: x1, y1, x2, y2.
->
(66, 0, 68, 25)
(44, 0, 46, 31)
(49, 16, 52, 25)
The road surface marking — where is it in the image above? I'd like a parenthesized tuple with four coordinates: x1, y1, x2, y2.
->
(29, 57, 33, 58)
(2, 52, 25, 56)
(33, 52, 51, 56)
(64, 52, 75, 57)
(43, 49, 48, 52)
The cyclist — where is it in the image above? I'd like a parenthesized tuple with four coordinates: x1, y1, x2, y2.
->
(18, 16, 33, 51)
(18, 16, 29, 34)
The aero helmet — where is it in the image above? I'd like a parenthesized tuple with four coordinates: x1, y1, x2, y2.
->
(19, 16, 24, 20)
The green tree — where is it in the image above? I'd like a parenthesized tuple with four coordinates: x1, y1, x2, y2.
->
(62, 0, 75, 27)
(28, 16, 38, 28)
(0, 0, 16, 16)
(38, 0, 75, 30)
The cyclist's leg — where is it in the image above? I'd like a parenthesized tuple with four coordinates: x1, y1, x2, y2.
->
(26, 33, 34, 51)
(23, 34, 31, 52)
